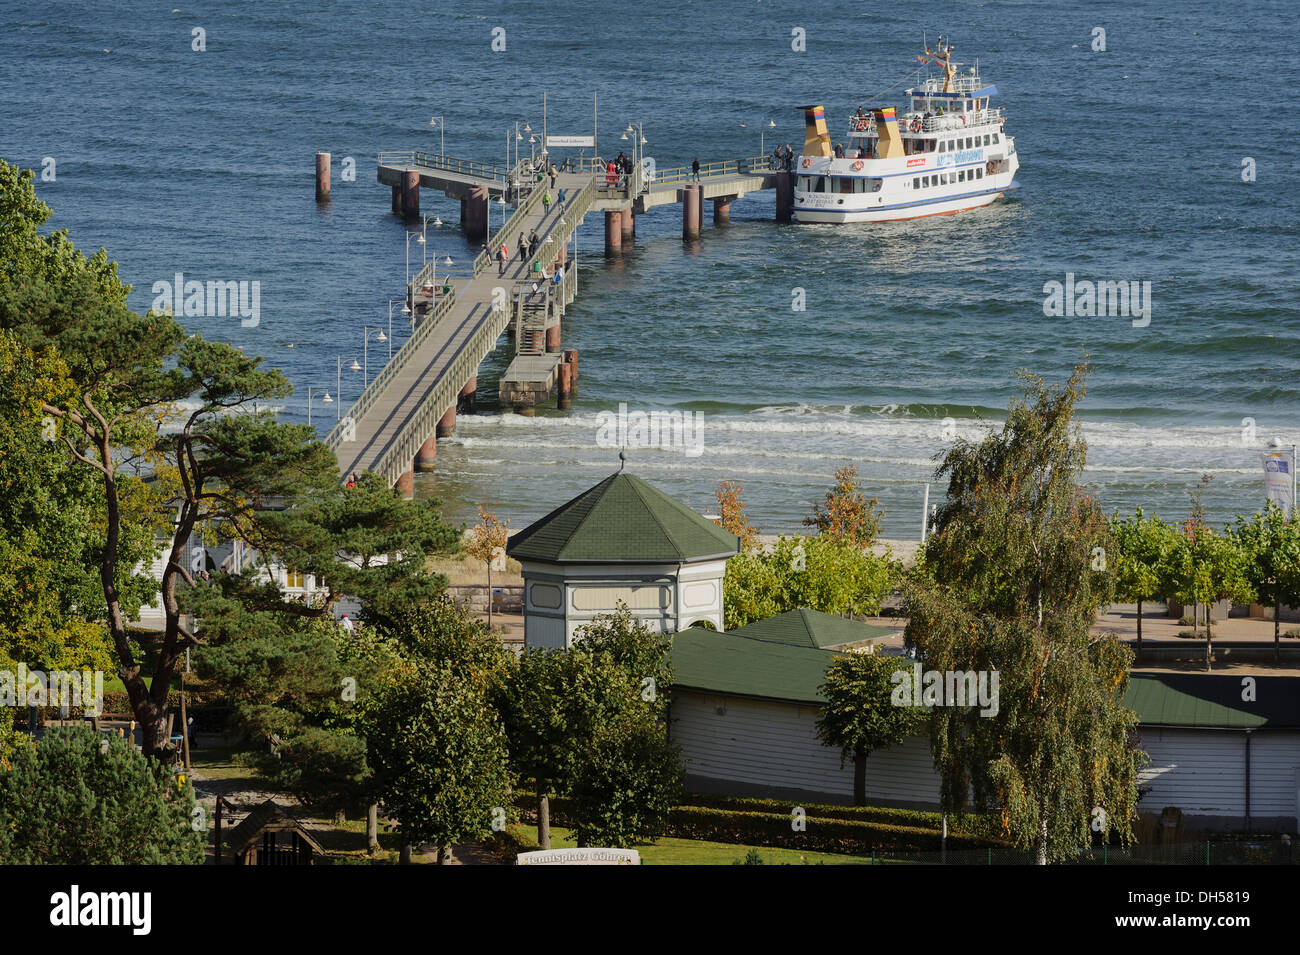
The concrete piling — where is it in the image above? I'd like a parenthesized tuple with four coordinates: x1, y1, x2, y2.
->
(402, 170, 420, 221)
(564, 348, 579, 391)
(557, 361, 572, 409)
(620, 208, 634, 239)
(546, 319, 561, 353)
(315, 152, 331, 203)
(415, 436, 438, 471)
(395, 469, 415, 497)
(713, 197, 731, 223)
(604, 210, 622, 256)
(436, 404, 456, 437)
(464, 185, 489, 243)
(392, 185, 403, 215)
(682, 184, 701, 240)
(459, 376, 477, 413)
(775, 172, 794, 223)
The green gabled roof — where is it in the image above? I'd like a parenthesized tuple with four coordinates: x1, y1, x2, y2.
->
(670, 628, 837, 705)
(507, 472, 740, 564)
(731, 608, 895, 649)
(1124, 674, 1300, 729)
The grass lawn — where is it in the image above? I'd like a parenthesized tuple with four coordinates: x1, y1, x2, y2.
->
(517, 825, 873, 865)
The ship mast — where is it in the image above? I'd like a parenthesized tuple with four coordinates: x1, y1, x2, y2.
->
(922, 36, 958, 93)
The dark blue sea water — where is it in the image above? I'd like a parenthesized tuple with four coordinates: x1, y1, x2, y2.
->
(4, 0, 1298, 536)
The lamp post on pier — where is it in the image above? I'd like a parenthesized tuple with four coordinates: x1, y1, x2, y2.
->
(362, 326, 387, 386)
(335, 357, 361, 419)
(761, 118, 777, 156)
(406, 230, 424, 308)
(429, 116, 445, 157)
(307, 387, 332, 427)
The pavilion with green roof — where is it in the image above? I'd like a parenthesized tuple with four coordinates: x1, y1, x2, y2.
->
(508, 471, 739, 648)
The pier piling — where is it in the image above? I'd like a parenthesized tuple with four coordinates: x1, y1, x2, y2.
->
(604, 210, 623, 255)
(436, 404, 457, 437)
(415, 436, 438, 471)
(393, 185, 403, 215)
(564, 348, 579, 390)
(620, 208, 635, 239)
(464, 186, 489, 243)
(395, 469, 415, 497)
(546, 320, 561, 353)
(775, 172, 794, 222)
(682, 185, 701, 240)
(459, 376, 477, 413)
(557, 361, 572, 410)
(713, 197, 731, 223)
(315, 151, 331, 203)
(402, 170, 420, 221)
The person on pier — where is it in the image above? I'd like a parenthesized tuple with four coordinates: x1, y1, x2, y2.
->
(497, 244, 508, 277)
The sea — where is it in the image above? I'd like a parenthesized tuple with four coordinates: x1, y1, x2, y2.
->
(3, 0, 1298, 538)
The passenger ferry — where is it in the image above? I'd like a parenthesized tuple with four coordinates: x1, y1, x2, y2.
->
(792, 38, 1019, 223)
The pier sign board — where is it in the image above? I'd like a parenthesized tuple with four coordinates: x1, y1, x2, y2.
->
(516, 848, 640, 865)
(546, 135, 595, 148)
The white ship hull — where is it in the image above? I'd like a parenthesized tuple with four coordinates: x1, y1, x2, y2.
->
(793, 151, 1020, 225)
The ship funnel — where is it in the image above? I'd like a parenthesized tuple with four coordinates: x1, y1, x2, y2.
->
(872, 106, 905, 159)
(796, 104, 833, 158)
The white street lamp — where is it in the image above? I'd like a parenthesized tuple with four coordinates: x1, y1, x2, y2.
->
(429, 115, 445, 156)
(307, 387, 332, 427)
(335, 356, 361, 419)
(362, 326, 386, 386)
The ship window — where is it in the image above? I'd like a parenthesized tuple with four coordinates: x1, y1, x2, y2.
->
(966, 137, 974, 149)
(977, 168, 983, 179)
(937, 140, 946, 153)
(840, 177, 854, 194)
(913, 177, 920, 189)
(992, 133, 1000, 144)
(983, 134, 990, 146)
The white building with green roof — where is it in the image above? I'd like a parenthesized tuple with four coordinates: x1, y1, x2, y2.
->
(507, 471, 740, 648)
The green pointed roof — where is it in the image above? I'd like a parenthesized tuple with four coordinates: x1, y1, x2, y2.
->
(731, 608, 896, 649)
(507, 472, 740, 564)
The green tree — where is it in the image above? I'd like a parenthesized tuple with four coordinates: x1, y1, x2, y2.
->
(724, 535, 895, 630)
(1166, 480, 1254, 670)
(572, 602, 674, 714)
(817, 652, 920, 806)
(365, 660, 511, 863)
(568, 682, 683, 848)
(1109, 508, 1179, 660)
(904, 365, 1143, 864)
(1232, 504, 1300, 664)
(0, 726, 203, 864)
(804, 463, 884, 546)
(0, 333, 116, 672)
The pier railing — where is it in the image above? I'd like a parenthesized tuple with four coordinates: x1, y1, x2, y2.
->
(650, 155, 775, 185)
(325, 286, 458, 455)
(378, 151, 514, 181)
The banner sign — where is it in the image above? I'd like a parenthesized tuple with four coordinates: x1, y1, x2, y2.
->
(545, 135, 595, 148)
(1261, 450, 1295, 516)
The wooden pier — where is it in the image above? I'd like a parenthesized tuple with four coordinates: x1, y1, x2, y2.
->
(324, 149, 794, 491)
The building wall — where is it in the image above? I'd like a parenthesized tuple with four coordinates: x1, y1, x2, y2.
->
(670, 690, 941, 807)
(672, 691, 1300, 829)
(520, 559, 728, 648)
(1136, 727, 1300, 829)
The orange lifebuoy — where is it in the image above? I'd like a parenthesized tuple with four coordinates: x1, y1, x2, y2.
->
(801, 158, 812, 169)
(910, 119, 921, 133)
(850, 160, 864, 171)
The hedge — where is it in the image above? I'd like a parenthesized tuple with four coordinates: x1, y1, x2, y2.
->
(489, 824, 541, 862)
(682, 792, 1006, 840)
(512, 794, 1008, 855)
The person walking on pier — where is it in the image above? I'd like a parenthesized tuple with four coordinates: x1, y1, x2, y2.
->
(691, 157, 701, 181)
(549, 164, 558, 189)
(518, 231, 528, 263)
(497, 244, 508, 277)
(528, 229, 539, 259)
